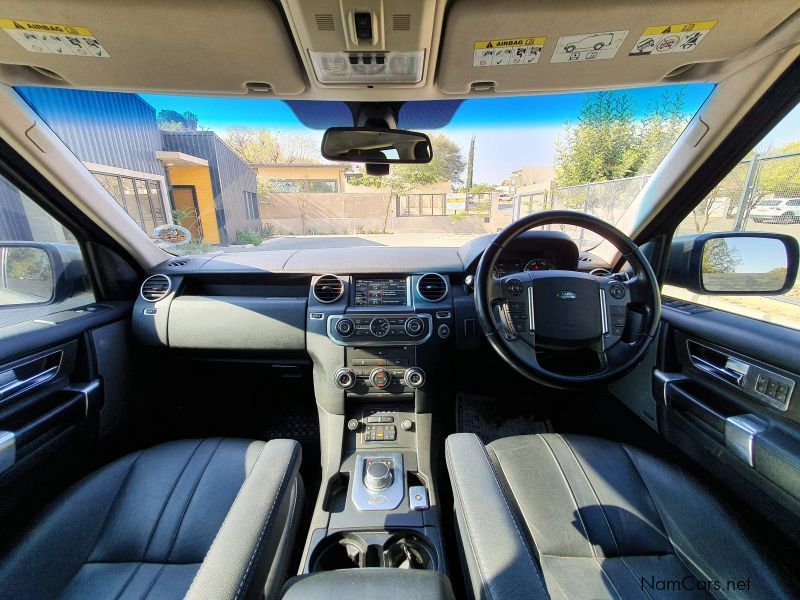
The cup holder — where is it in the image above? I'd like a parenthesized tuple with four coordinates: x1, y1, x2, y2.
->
(383, 532, 436, 570)
(310, 531, 438, 572)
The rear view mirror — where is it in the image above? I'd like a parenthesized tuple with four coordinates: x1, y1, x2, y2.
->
(321, 127, 432, 164)
(666, 232, 799, 295)
(0, 244, 54, 306)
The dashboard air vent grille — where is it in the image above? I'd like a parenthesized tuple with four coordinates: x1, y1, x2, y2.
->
(167, 259, 189, 267)
(417, 273, 448, 302)
(313, 274, 344, 303)
(140, 275, 172, 302)
(315, 14, 335, 31)
(392, 14, 411, 31)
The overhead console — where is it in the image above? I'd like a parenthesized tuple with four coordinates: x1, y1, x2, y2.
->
(437, 0, 799, 94)
(279, 0, 443, 88)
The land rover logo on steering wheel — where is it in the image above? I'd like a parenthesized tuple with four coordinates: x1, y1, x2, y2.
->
(557, 290, 578, 300)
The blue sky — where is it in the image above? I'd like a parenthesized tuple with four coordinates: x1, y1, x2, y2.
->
(140, 83, 730, 182)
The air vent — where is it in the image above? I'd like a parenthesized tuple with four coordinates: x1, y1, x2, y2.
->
(167, 259, 190, 267)
(392, 14, 411, 31)
(140, 274, 172, 302)
(315, 14, 335, 31)
(464, 318, 477, 336)
(313, 274, 344, 303)
(417, 273, 448, 302)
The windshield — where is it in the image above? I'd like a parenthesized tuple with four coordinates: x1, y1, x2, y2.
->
(17, 83, 713, 255)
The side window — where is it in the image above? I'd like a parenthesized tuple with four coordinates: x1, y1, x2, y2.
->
(0, 173, 94, 328)
(664, 104, 800, 330)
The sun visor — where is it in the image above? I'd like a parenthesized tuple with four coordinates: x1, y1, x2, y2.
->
(0, 0, 305, 95)
(438, 0, 798, 95)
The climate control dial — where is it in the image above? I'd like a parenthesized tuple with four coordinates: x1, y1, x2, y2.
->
(369, 368, 392, 389)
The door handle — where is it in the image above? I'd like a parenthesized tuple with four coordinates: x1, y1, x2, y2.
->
(0, 351, 62, 403)
(691, 355, 746, 387)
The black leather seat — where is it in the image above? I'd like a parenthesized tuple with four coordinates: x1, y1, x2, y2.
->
(446, 433, 799, 599)
(0, 438, 304, 600)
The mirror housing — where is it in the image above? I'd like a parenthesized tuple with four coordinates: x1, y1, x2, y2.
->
(152, 224, 193, 248)
(321, 127, 432, 164)
(0, 242, 89, 307)
(665, 232, 799, 295)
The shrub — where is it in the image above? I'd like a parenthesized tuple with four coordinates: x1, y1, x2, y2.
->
(235, 229, 262, 245)
(260, 223, 276, 238)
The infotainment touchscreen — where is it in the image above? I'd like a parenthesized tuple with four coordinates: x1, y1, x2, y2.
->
(354, 278, 407, 306)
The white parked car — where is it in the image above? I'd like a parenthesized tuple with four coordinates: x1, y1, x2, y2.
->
(751, 197, 800, 223)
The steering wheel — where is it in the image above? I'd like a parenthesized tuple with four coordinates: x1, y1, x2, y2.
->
(474, 211, 660, 389)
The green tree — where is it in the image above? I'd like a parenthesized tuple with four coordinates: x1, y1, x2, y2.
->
(756, 141, 800, 199)
(157, 110, 198, 131)
(222, 127, 318, 165)
(702, 239, 742, 273)
(554, 88, 690, 186)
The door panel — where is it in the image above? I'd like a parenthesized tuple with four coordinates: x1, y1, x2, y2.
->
(0, 302, 131, 531)
(655, 303, 800, 538)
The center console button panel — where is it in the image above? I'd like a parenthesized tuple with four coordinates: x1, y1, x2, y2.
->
(328, 313, 433, 346)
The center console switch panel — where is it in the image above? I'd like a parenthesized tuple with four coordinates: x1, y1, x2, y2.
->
(336, 347, 423, 395)
(328, 313, 432, 345)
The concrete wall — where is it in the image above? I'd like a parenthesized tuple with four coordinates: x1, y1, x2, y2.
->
(262, 192, 487, 235)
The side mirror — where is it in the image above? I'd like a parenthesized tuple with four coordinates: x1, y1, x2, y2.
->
(152, 224, 193, 247)
(0, 243, 55, 307)
(666, 232, 799, 295)
(321, 127, 432, 164)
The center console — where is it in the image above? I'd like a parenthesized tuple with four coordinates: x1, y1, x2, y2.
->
(301, 273, 454, 578)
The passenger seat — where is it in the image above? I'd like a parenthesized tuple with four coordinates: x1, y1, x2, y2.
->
(0, 438, 304, 600)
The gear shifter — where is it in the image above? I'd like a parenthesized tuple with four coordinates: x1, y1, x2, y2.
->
(364, 460, 393, 491)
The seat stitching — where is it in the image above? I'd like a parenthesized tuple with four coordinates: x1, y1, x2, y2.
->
(142, 440, 207, 561)
(164, 438, 224, 562)
(619, 445, 718, 588)
(479, 439, 549, 594)
(85, 451, 145, 562)
(110, 562, 145, 600)
(137, 562, 167, 600)
(266, 477, 299, 598)
(539, 435, 596, 559)
(234, 442, 299, 600)
(558, 434, 654, 600)
(445, 437, 493, 600)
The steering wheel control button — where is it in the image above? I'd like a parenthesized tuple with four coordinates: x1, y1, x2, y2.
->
(506, 278, 524, 296)
(404, 317, 424, 337)
(347, 418, 360, 432)
(369, 317, 390, 337)
(609, 283, 627, 299)
(364, 460, 393, 491)
(334, 368, 357, 390)
(335, 318, 355, 337)
(369, 368, 392, 389)
(437, 324, 451, 339)
(404, 367, 426, 389)
(400, 418, 414, 431)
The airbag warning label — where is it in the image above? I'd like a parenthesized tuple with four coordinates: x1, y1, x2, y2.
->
(629, 21, 717, 56)
(1, 18, 110, 58)
(473, 37, 546, 67)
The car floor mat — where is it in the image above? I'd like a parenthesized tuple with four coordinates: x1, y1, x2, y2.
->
(456, 392, 552, 444)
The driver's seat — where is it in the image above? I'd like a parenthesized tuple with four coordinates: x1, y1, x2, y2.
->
(446, 433, 798, 599)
